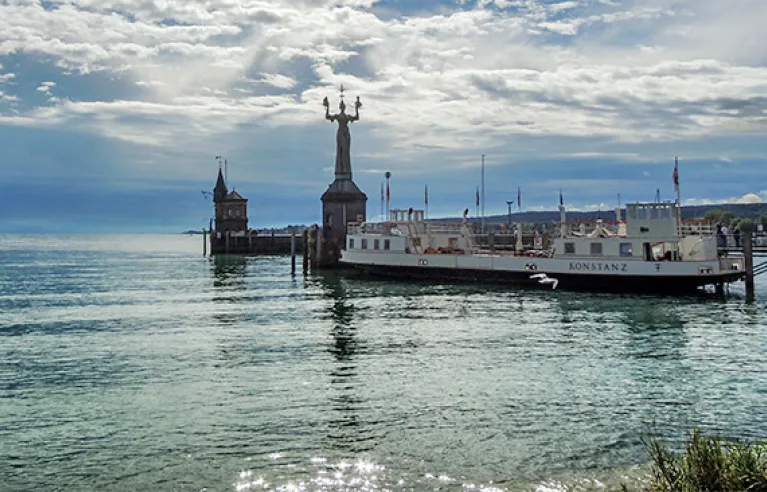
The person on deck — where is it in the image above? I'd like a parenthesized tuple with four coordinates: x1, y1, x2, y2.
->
(716, 224, 725, 250)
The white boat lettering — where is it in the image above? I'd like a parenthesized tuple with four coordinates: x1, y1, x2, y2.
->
(568, 262, 627, 272)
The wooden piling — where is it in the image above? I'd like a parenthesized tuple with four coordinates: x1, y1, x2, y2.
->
(290, 227, 296, 274)
(302, 230, 309, 271)
(248, 231, 253, 252)
(488, 233, 495, 255)
(315, 227, 323, 269)
(225, 230, 230, 253)
(744, 230, 754, 303)
(202, 229, 207, 256)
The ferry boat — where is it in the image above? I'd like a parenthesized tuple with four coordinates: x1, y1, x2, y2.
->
(340, 202, 746, 293)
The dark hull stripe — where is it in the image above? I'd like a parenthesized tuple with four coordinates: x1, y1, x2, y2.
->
(347, 263, 743, 294)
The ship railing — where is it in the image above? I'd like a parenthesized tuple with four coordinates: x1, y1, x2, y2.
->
(548, 220, 625, 240)
(347, 221, 426, 236)
(678, 219, 715, 237)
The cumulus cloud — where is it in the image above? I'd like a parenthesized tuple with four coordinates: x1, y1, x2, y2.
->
(0, 0, 766, 183)
(684, 192, 766, 206)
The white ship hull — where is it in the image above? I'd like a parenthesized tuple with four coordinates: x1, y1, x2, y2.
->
(341, 250, 744, 293)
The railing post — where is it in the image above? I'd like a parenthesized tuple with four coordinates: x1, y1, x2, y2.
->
(202, 229, 207, 256)
(290, 227, 296, 274)
(744, 231, 754, 303)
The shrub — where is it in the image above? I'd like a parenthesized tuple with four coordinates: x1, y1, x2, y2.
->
(644, 428, 767, 491)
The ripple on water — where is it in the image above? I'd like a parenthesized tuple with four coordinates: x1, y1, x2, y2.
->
(1, 236, 767, 490)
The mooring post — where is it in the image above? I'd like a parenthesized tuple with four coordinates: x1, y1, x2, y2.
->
(488, 233, 495, 255)
(302, 229, 309, 271)
(315, 227, 323, 270)
(290, 227, 296, 274)
(744, 230, 754, 303)
(202, 229, 207, 257)
(225, 230, 230, 253)
(248, 231, 253, 253)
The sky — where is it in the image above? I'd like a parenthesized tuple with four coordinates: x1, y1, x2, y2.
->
(0, 0, 766, 232)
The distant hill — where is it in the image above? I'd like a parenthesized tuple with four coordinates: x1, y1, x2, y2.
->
(433, 203, 767, 225)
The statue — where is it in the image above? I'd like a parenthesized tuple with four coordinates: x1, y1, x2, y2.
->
(323, 87, 361, 178)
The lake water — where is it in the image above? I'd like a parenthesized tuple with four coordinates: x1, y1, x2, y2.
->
(1, 234, 766, 491)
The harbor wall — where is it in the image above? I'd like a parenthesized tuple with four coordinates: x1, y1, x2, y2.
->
(210, 230, 304, 255)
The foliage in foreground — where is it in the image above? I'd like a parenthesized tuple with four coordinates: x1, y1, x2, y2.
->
(644, 428, 767, 491)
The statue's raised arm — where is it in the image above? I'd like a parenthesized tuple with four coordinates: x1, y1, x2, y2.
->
(351, 96, 362, 122)
(323, 96, 335, 122)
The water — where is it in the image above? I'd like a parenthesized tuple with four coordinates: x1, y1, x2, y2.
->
(1, 234, 766, 491)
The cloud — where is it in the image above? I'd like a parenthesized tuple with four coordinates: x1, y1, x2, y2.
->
(684, 192, 766, 206)
(0, 0, 766, 222)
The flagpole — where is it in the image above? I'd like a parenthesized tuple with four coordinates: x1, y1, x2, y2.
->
(425, 185, 429, 220)
(481, 154, 485, 234)
(380, 181, 384, 220)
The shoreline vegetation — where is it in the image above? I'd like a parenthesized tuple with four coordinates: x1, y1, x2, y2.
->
(621, 428, 767, 491)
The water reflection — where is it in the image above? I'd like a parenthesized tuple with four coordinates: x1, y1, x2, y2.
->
(210, 254, 248, 325)
(314, 272, 375, 453)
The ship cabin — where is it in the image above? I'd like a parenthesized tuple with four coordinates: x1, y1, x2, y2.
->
(551, 201, 719, 262)
(346, 208, 473, 254)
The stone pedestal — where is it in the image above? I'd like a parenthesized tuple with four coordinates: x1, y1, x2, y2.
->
(320, 178, 367, 267)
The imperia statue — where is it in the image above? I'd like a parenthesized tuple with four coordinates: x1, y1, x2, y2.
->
(323, 86, 361, 178)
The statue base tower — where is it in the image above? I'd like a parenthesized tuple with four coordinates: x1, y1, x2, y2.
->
(320, 178, 367, 267)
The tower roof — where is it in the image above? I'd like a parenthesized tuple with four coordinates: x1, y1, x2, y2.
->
(213, 167, 227, 202)
(225, 190, 247, 201)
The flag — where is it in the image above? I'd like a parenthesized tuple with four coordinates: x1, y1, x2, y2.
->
(476, 187, 480, 207)
(425, 185, 429, 206)
(380, 182, 384, 200)
(517, 186, 521, 209)
(386, 182, 390, 203)
(673, 157, 679, 192)
(559, 189, 563, 206)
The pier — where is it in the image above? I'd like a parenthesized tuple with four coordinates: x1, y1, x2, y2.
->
(717, 231, 767, 302)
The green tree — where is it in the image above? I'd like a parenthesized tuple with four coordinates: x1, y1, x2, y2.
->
(721, 211, 736, 225)
(738, 219, 756, 233)
(703, 209, 724, 222)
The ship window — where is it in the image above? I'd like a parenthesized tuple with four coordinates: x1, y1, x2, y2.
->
(650, 207, 659, 219)
(590, 242, 603, 255)
(636, 208, 646, 220)
(564, 242, 575, 254)
(384, 239, 390, 250)
(349, 238, 355, 249)
(620, 242, 633, 257)
(361, 239, 368, 249)
(374, 239, 380, 250)
(448, 237, 458, 248)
